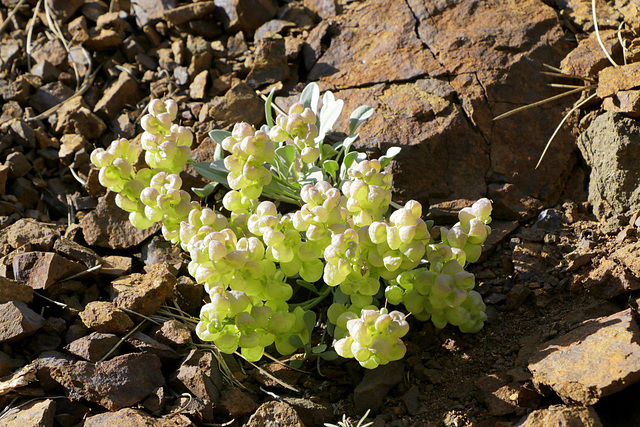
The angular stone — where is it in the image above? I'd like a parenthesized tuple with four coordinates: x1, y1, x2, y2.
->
(309, 0, 442, 88)
(598, 62, 640, 100)
(164, 1, 216, 25)
(93, 71, 142, 121)
(255, 19, 296, 41)
(131, 0, 177, 28)
(603, 90, 640, 117)
(84, 408, 195, 427)
(577, 112, 640, 220)
(29, 82, 74, 114)
(50, 353, 165, 411)
(30, 39, 67, 67)
(213, 0, 278, 34)
(3, 219, 55, 251)
(169, 349, 223, 421)
(304, 0, 338, 20)
(65, 332, 120, 362)
(206, 82, 264, 129)
(529, 309, 640, 405)
(354, 361, 404, 414)
(154, 319, 192, 347)
(33, 351, 74, 391)
(0, 277, 34, 303)
(519, 404, 603, 427)
(84, 29, 123, 50)
(0, 301, 45, 343)
(125, 331, 179, 360)
(100, 255, 133, 276)
(246, 37, 289, 88)
(218, 386, 258, 418)
(283, 397, 333, 427)
(111, 264, 176, 316)
(189, 70, 208, 100)
(80, 192, 158, 249)
(79, 301, 134, 334)
(13, 252, 86, 291)
(245, 401, 305, 427)
(6, 152, 32, 179)
(53, 238, 102, 268)
(2, 398, 56, 427)
(54, 97, 106, 139)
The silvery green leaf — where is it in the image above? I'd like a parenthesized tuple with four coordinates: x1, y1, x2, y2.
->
(300, 83, 320, 114)
(379, 146, 402, 167)
(193, 160, 229, 187)
(333, 288, 349, 305)
(342, 134, 359, 154)
(213, 142, 224, 161)
(276, 145, 297, 168)
(290, 359, 304, 369)
(339, 151, 358, 181)
(265, 88, 276, 128)
(192, 182, 218, 198)
(322, 160, 339, 180)
(349, 105, 374, 135)
(209, 130, 231, 145)
(317, 91, 344, 142)
(301, 166, 325, 184)
(321, 144, 339, 159)
(319, 350, 339, 361)
(303, 310, 317, 335)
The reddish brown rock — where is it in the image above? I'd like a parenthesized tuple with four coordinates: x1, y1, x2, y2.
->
(353, 361, 404, 414)
(164, 1, 217, 25)
(218, 386, 258, 418)
(54, 96, 106, 139)
(93, 71, 142, 121)
(0, 301, 45, 343)
(519, 404, 603, 427)
(304, 0, 338, 20)
(84, 408, 195, 427)
(79, 301, 134, 334)
(125, 331, 179, 360)
(80, 192, 158, 249)
(189, 70, 208, 100)
(50, 353, 165, 411)
(598, 62, 640, 99)
(65, 332, 120, 362)
(214, 0, 278, 34)
(131, 0, 177, 28)
(602, 90, 640, 117)
(111, 264, 176, 316)
(561, 30, 622, 78)
(0, 277, 34, 303)
(529, 309, 640, 405)
(13, 252, 86, 291)
(206, 82, 264, 129)
(246, 37, 289, 88)
(2, 398, 56, 427)
(154, 319, 192, 347)
(245, 401, 305, 427)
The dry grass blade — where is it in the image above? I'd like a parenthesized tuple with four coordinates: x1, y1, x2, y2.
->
(549, 83, 589, 89)
(98, 320, 147, 362)
(26, 0, 43, 69)
(540, 71, 596, 83)
(592, 0, 618, 68)
(493, 85, 595, 121)
(262, 352, 310, 374)
(535, 92, 598, 169)
(234, 351, 300, 393)
(0, 0, 26, 33)
(617, 20, 628, 65)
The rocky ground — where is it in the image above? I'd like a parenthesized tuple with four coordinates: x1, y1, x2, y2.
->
(2, 0, 640, 425)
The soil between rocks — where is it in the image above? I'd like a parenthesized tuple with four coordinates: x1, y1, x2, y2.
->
(2, 0, 640, 426)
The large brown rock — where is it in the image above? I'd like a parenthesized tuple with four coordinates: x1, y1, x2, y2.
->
(2, 398, 56, 427)
(94, 71, 142, 121)
(84, 408, 195, 427)
(528, 309, 640, 405)
(309, 0, 575, 216)
(0, 301, 45, 343)
(245, 401, 305, 427)
(50, 353, 165, 411)
(13, 252, 86, 291)
(111, 264, 176, 316)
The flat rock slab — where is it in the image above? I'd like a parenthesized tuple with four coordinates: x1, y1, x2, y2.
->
(84, 408, 195, 427)
(13, 252, 86, 291)
(528, 309, 640, 405)
(50, 353, 165, 410)
(2, 398, 56, 427)
(0, 301, 45, 343)
(80, 192, 158, 249)
(79, 301, 134, 334)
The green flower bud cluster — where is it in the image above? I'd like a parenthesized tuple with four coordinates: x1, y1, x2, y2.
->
(91, 138, 138, 192)
(385, 259, 486, 333)
(222, 123, 275, 199)
(141, 99, 193, 174)
(440, 198, 492, 263)
(180, 206, 229, 252)
(365, 200, 431, 279)
(196, 286, 310, 361)
(341, 159, 393, 226)
(333, 307, 409, 369)
(269, 103, 320, 163)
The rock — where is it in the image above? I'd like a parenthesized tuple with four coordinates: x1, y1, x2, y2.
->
(253, 361, 302, 388)
(518, 404, 603, 427)
(246, 37, 289, 88)
(308, 0, 442, 88)
(54, 97, 106, 139)
(173, 276, 204, 316)
(65, 332, 120, 362)
(401, 386, 421, 415)
(0, 277, 34, 303)
(13, 252, 86, 291)
(125, 331, 179, 360)
(33, 351, 74, 391)
(111, 264, 176, 316)
(598, 62, 640, 100)
(80, 192, 158, 249)
(560, 29, 622, 78)
(255, 19, 296, 41)
(283, 397, 333, 427)
(0, 40, 21, 71)
(30, 38, 67, 68)
(304, 0, 338, 20)
(79, 301, 134, 334)
(0, 301, 45, 343)
(556, 0, 620, 32)
(169, 349, 223, 421)
(84, 29, 123, 50)
(189, 70, 208, 100)
(29, 82, 74, 114)
(100, 255, 133, 276)
(164, 1, 217, 25)
(213, 0, 278, 34)
(577, 112, 640, 220)
(53, 238, 101, 268)
(529, 309, 640, 405)
(6, 152, 32, 178)
(3, 219, 55, 251)
(140, 235, 184, 268)
(1, 398, 56, 427)
(219, 386, 258, 418)
(93, 71, 142, 121)
(353, 361, 404, 414)
(50, 353, 165, 411)
(533, 209, 564, 233)
(84, 408, 195, 427)
(0, 351, 22, 377)
(475, 374, 539, 416)
(131, 0, 177, 28)
(154, 319, 192, 347)
(8, 120, 35, 148)
(603, 90, 640, 117)
(206, 82, 264, 129)
(580, 246, 640, 298)
(245, 401, 305, 427)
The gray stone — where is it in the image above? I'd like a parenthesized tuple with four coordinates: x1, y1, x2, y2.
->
(354, 361, 404, 414)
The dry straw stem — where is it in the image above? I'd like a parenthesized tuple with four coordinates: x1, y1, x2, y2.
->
(592, 0, 619, 68)
(0, 0, 26, 33)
